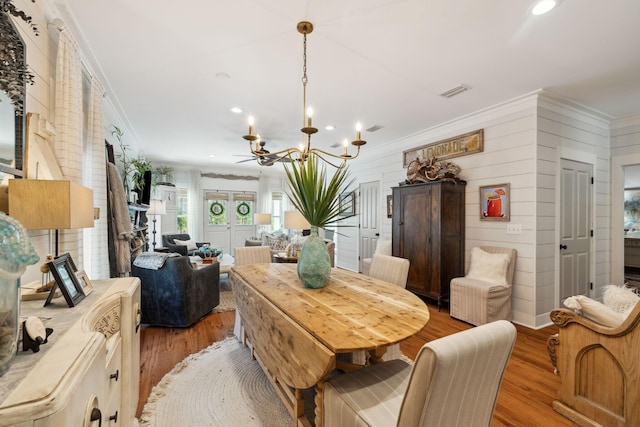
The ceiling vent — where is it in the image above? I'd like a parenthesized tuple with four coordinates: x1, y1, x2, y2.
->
(366, 125, 384, 132)
(439, 85, 470, 98)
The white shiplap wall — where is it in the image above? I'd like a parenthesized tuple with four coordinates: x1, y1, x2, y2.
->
(342, 92, 613, 328)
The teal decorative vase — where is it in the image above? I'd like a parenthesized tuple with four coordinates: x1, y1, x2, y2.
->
(297, 226, 331, 289)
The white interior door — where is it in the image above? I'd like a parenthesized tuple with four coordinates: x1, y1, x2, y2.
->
(559, 159, 592, 300)
(359, 181, 379, 272)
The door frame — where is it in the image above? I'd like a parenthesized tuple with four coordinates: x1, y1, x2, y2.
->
(612, 153, 640, 285)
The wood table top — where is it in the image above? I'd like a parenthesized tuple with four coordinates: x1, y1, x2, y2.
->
(230, 263, 430, 353)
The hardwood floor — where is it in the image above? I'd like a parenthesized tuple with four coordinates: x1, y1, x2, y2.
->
(137, 304, 576, 426)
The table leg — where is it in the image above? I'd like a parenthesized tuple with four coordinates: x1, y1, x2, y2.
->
(314, 381, 325, 427)
(368, 347, 388, 364)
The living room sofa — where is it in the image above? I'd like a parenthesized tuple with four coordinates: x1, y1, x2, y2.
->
(131, 254, 220, 327)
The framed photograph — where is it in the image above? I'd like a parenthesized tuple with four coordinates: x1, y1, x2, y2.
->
(45, 254, 85, 307)
(387, 194, 393, 218)
(480, 183, 510, 221)
(339, 192, 355, 216)
(76, 270, 94, 296)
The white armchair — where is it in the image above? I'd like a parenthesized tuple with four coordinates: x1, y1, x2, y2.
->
(450, 246, 517, 326)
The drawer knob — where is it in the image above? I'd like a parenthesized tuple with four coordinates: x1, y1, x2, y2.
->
(110, 369, 119, 382)
(109, 411, 118, 423)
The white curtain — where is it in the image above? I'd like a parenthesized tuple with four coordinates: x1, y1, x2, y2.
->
(176, 170, 203, 240)
(86, 76, 108, 279)
(53, 29, 84, 261)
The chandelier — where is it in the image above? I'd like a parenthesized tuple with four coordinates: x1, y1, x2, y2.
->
(242, 21, 366, 168)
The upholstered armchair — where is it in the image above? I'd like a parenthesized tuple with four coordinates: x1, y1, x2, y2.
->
(131, 255, 219, 327)
(161, 233, 209, 256)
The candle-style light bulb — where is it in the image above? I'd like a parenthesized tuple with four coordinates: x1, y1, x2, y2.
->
(306, 107, 313, 127)
(248, 116, 255, 135)
(355, 122, 362, 141)
(343, 138, 349, 155)
(299, 143, 305, 152)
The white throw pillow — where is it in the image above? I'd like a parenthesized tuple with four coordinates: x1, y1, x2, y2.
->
(563, 295, 626, 328)
(465, 247, 510, 285)
(601, 284, 639, 315)
(173, 238, 198, 251)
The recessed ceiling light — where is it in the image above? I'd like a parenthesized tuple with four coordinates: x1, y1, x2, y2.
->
(325, 125, 335, 131)
(531, 0, 558, 15)
(231, 107, 243, 114)
(208, 154, 216, 158)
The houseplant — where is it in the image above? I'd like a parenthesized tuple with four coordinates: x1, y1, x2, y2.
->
(284, 153, 355, 288)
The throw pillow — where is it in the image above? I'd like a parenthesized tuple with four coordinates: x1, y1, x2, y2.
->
(173, 238, 198, 251)
(265, 235, 289, 251)
(465, 247, 510, 285)
(601, 284, 639, 315)
(563, 295, 626, 328)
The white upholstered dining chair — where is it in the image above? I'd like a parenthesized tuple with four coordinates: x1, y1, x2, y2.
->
(233, 246, 273, 343)
(450, 246, 517, 326)
(323, 320, 517, 427)
(346, 254, 411, 366)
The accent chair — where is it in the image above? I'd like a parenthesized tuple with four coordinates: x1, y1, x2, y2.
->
(450, 246, 517, 326)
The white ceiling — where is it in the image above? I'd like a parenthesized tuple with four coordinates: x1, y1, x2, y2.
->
(53, 0, 640, 172)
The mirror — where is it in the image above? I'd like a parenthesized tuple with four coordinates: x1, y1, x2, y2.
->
(0, 10, 29, 180)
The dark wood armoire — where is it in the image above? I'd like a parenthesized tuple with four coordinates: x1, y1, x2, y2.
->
(392, 181, 466, 308)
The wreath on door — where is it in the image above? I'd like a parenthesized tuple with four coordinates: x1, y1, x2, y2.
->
(236, 201, 250, 218)
(210, 201, 225, 217)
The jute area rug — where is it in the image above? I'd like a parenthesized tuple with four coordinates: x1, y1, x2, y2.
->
(139, 337, 295, 426)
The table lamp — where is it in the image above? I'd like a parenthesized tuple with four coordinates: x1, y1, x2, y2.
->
(147, 199, 166, 250)
(8, 179, 94, 257)
(284, 210, 310, 256)
(254, 213, 272, 236)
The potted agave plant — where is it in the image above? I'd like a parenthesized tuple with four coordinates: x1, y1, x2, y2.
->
(284, 153, 355, 288)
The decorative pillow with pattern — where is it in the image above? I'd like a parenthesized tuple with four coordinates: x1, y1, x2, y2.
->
(265, 235, 289, 251)
(602, 284, 639, 315)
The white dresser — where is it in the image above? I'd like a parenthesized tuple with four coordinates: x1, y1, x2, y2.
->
(0, 277, 141, 427)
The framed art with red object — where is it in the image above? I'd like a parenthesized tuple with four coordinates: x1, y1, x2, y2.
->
(480, 183, 510, 221)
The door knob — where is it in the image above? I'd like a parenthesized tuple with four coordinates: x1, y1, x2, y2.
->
(559, 244, 567, 250)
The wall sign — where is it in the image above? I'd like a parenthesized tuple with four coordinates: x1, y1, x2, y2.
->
(403, 129, 484, 167)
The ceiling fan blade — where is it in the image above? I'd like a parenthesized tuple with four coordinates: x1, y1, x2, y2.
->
(232, 154, 255, 158)
(235, 157, 255, 164)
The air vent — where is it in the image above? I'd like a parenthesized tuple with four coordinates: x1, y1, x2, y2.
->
(439, 85, 470, 98)
(366, 125, 384, 132)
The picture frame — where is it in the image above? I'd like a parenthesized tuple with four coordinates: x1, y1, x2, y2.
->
(76, 270, 94, 296)
(387, 194, 393, 218)
(339, 192, 355, 216)
(480, 183, 510, 221)
(45, 254, 85, 307)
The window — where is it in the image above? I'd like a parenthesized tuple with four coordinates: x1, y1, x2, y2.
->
(176, 188, 188, 232)
(272, 192, 283, 232)
(233, 192, 256, 225)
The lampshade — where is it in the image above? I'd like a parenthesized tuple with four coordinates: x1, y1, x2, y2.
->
(284, 210, 310, 230)
(8, 179, 94, 230)
(147, 199, 166, 216)
(254, 213, 272, 225)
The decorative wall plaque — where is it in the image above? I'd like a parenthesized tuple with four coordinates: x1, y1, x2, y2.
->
(403, 129, 483, 167)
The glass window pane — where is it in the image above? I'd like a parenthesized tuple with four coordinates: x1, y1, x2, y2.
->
(208, 199, 228, 225)
(235, 200, 253, 225)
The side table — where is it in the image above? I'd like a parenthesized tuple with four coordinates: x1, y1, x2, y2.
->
(154, 247, 169, 253)
(273, 253, 298, 263)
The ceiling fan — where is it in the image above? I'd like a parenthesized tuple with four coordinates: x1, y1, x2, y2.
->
(233, 141, 290, 165)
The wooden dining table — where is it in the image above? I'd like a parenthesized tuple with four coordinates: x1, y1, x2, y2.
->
(229, 263, 430, 427)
